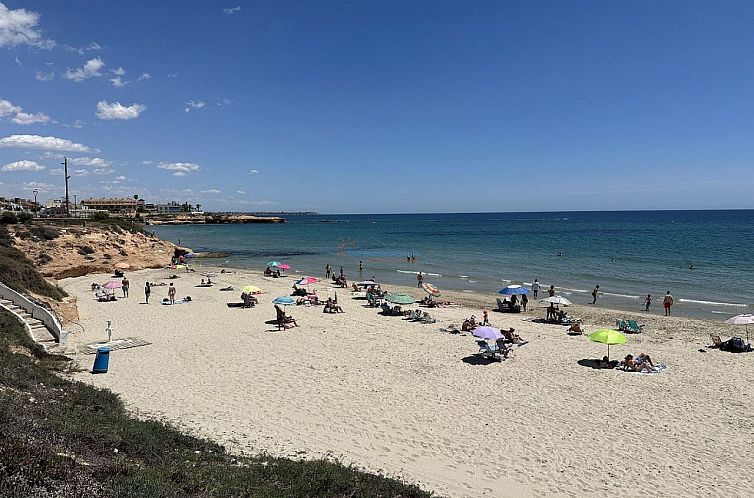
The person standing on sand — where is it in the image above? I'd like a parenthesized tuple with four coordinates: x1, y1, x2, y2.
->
(359, 261, 363, 273)
(168, 282, 176, 305)
(663, 291, 674, 316)
(531, 279, 540, 299)
(325, 264, 331, 279)
(339, 265, 344, 277)
(145, 282, 151, 304)
(521, 293, 528, 312)
(644, 294, 651, 311)
(591, 284, 600, 304)
(417, 272, 424, 288)
(122, 276, 129, 298)
(548, 285, 555, 297)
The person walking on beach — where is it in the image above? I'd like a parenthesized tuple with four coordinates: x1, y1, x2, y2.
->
(663, 291, 674, 316)
(644, 294, 651, 311)
(521, 293, 528, 312)
(122, 276, 129, 298)
(591, 284, 600, 304)
(325, 264, 331, 279)
(482, 310, 490, 325)
(358, 261, 363, 273)
(339, 265, 344, 277)
(144, 281, 151, 304)
(531, 279, 540, 299)
(168, 282, 176, 305)
(417, 272, 424, 288)
(548, 285, 555, 297)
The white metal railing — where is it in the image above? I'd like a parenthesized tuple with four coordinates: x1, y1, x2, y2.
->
(0, 281, 65, 343)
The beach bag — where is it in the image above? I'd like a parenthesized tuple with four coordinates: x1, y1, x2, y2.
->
(726, 337, 749, 353)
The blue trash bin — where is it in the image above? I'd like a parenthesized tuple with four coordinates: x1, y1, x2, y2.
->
(92, 347, 111, 373)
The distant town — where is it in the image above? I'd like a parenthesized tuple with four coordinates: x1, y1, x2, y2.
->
(0, 195, 314, 224)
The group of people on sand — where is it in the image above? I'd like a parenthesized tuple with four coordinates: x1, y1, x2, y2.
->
(596, 353, 656, 372)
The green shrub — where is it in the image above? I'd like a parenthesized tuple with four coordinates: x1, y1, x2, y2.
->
(17, 211, 33, 224)
(90, 211, 110, 221)
(1, 211, 18, 224)
(0, 226, 65, 300)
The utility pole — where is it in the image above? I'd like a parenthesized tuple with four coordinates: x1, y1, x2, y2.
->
(62, 157, 70, 217)
(73, 194, 77, 218)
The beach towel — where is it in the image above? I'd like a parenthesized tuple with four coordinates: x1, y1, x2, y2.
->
(615, 364, 667, 375)
(162, 298, 190, 305)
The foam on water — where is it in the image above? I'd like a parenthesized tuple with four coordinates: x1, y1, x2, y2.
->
(678, 298, 748, 307)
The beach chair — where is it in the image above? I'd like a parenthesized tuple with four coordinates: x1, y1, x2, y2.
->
(626, 320, 644, 333)
(496, 298, 507, 311)
(476, 340, 505, 361)
(616, 320, 627, 331)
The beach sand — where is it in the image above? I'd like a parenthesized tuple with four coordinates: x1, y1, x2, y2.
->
(62, 267, 754, 497)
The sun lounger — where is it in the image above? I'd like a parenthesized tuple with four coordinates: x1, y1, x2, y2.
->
(617, 319, 644, 333)
(476, 340, 509, 361)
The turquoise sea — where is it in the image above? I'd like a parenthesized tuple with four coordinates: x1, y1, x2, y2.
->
(151, 210, 754, 321)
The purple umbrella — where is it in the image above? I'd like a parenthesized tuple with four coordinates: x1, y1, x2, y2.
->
(472, 326, 503, 340)
(102, 280, 122, 289)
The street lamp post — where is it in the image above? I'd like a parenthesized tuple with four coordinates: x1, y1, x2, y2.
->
(32, 188, 38, 217)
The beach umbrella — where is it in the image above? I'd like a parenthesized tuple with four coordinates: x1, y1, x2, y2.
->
(588, 329, 627, 361)
(472, 326, 504, 341)
(539, 295, 572, 306)
(385, 293, 415, 305)
(273, 296, 295, 306)
(357, 280, 378, 287)
(296, 277, 319, 286)
(422, 283, 441, 297)
(266, 261, 282, 267)
(498, 285, 528, 295)
(102, 280, 122, 289)
(241, 285, 262, 294)
(725, 314, 754, 341)
(278, 264, 291, 270)
(114, 262, 130, 270)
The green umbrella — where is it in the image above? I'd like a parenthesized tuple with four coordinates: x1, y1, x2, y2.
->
(384, 293, 415, 305)
(588, 329, 627, 361)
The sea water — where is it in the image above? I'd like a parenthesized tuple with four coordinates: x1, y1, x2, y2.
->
(151, 210, 754, 321)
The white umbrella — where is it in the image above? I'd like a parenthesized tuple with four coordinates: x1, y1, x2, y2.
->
(539, 295, 572, 306)
(725, 314, 754, 341)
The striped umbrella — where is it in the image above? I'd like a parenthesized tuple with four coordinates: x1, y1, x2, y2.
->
(422, 283, 441, 297)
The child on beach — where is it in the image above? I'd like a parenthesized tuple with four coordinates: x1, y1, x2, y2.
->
(644, 294, 651, 311)
(482, 310, 489, 325)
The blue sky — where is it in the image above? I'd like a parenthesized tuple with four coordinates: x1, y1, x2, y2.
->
(1, 0, 754, 213)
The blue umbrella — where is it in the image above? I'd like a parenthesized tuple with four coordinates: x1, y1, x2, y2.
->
(266, 261, 282, 267)
(498, 285, 529, 295)
(273, 296, 295, 306)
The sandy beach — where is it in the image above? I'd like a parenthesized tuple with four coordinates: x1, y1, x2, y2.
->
(62, 266, 754, 497)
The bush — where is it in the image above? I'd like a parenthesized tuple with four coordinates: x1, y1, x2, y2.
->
(17, 211, 33, 224)
(90, 212, 110, 221)
(77, 245, 95, 256)
(0, 226, 66, 300)
(1, 212, 18, 224)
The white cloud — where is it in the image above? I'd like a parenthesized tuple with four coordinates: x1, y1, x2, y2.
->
(35, 70, 55, 81)
(137, 72, 151, 81)
(0, 3, 55, 48)
(96, 100, 146, 120)
(12, 111, 52, 125)
(223, 6, 241, 14)
(201, 189, 221, 194)
(158, 162, 200, 176)
(217, 97, 232, 106)
(72, 120, 84, 128)
(48, 168, 63, 176)
(14, 56, 21, 67)
(115, 175, 126, 180)
(92, 168, 114, 175)
(64, 41, 101, 55)
(167, 72, 178, 78)
(236, 190, 246, 194)
(110, 76, 126, 87)
(1, 160, 46, 172)
(111, 66, 126, 76)
(141, 160, 153, 165)
(71, 168, 90, 177)
(63, 57, 104, 82)
(0, 99, 53, 125)
(249, 169, 259, 174)
(0, 134, 95, 152)
(68, 157, 111, 167)
(0, 99, 21, 117)
(184, 100, 205, 113)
